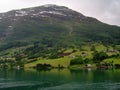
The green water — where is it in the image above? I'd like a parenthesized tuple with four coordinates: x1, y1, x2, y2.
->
(0, 69, 120, 90)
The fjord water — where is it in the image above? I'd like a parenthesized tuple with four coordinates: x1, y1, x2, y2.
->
(0, 69, 120, 90)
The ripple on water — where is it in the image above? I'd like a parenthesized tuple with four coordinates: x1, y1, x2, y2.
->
(1, 81, 120, 90)
(38, 82, 120, 90)
(0, 81, 35, 89)
(0, 81, 65, 90)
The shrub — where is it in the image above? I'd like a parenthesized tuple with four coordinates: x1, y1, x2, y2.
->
(92, 51, 108, 63)
(70, 57, 84, 65)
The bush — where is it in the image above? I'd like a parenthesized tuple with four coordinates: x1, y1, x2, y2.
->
(70, 57, 84, 65)
(92, 51, 108, 63)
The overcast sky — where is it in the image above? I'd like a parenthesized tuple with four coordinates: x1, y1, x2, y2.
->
(0, 0, 120, 26)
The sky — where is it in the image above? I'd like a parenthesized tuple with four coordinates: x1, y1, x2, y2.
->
(0, 0, 120, 26)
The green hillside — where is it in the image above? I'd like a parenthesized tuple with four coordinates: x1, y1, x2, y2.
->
(0, 5, 120, 69)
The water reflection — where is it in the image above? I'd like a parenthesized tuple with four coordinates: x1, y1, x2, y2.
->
(0, 68, 120, 90)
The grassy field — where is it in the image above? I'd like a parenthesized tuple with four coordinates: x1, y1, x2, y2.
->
(25, 43, 114, 68)
(25, 57, 71, 68)
(104, 57, 120, 65)
(0, 43, 117, 70)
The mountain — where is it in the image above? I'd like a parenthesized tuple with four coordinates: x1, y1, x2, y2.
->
(0, 4, 120, 52)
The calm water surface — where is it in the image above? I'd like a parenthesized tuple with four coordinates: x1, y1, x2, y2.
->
(0, 69, 120, 90)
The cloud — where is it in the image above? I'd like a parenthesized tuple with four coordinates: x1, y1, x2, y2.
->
(72, 0, 120, 26)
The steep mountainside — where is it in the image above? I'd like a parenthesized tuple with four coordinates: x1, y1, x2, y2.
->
(0, 4, 120, 49)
